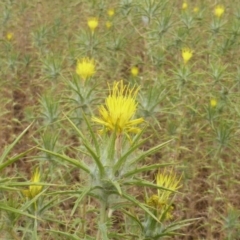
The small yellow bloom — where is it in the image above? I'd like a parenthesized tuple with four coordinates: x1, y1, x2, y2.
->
(214, 5, 224, 18)
(156, 168, 182, 203)
(182, 2, 188, 10)
(147, 194, 161, 208)
(88, 18, 98, 33)
(92, 80, 144, 135)
(6, 32, 13, 41)
(76, 58, 95, 80)
(147, 168, 181, 220)
(107, 8, 115, 17)
(193, 7, 199, 13)
(147, 194, 174, 220)
(210, 99, 217, 107)
(22, 168, 43, 199)
(106, 21, 112, 29)
(182, 48, 193, 64)
(131, 66, 139, 77)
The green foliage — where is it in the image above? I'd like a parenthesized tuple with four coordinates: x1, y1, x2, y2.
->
(0, 0, 239, 239)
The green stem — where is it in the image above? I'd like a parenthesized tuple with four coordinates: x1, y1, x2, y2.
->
(97, 199, 108, 240)
(115, 134, 123, 160)
(33, 203, 38, 240)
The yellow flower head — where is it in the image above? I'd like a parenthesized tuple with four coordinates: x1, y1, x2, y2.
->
(147, 195, 162, 208)
(131, 66, 139, 77)
(87, 18, 99, 33)
(147, 194, 174, 220)
(22, 168, 43, 199)
(156, 168, 182, 203)
(147, 168, 181, 220)
(182, 2, 188, 10)
(107, 8, 115, 17)
(214, 5, 224, 18)
(92, 80, 144, 135)
(210, 99, 217, 108)
(76, 58, 95, 80)
(193, 7, 199, 13)
(106, 21, 112, 29)
(6, 32, 13, 41)
(182, 47, 193, 64)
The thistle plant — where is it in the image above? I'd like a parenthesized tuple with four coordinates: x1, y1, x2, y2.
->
(137, 0, 163, 25)
(142, 168, 187, 239)
(220, 19, 240, 53)
(21, 167, 50, 240)
(22, 168, 43, 203)
(67, 74, 98, 117)
(39, 92, 60, 126)
(87, 17, 99, 34)
(66, 58, 98, 123)
(76, 28, 101, 56)
(4, 52, 19, 74)
(209, 62, 228, 83)
(31, 25, 49, 51)
(138, 83, 166, 132)
(155, 12, 173, 38)
(210, 5, 226, 34)
(171, 48, 193, 95)
(41, 54, 63, 81)
(0, 124, 33, 188)
(0, 124, 37, 237)
(148, 169, 182, 220)
(205, 98, 219, 127)
(220, 205, 240, 240)
(76, 57, 96, 82)
(38, 129, 60, 166)
(2, 35, 13, 54)
(120, 0, 133, 17)
(38, 80, 184, 239)
(105, 8, 115, 30)
(20, 163, 63, 239)
(215, 122, 233, 151)
(181, 9, 195, 30)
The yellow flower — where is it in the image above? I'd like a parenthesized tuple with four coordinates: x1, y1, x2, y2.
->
(214, 5, 224, 18)
(88, 18, 98, 33)
(193, 7, 199, 13)
(210, 99, 217, 108)
(106, 21, 112, 29)
(6, 32, 13, 41)
(156, 168, 182, 203)
(182, 48, 193, 64)
(22, 168, 43, 199)
(131, 66, 139, 77)
(107, 8, 115, 17)
(182, 2, 188, 10)
(92, 80, 144, 136)
(147, 168, 181, 220)
(76, 58, 95, 80)
(147, 194, 174, 220)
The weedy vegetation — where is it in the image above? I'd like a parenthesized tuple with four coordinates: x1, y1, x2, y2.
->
(0, 0, 240, 239)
